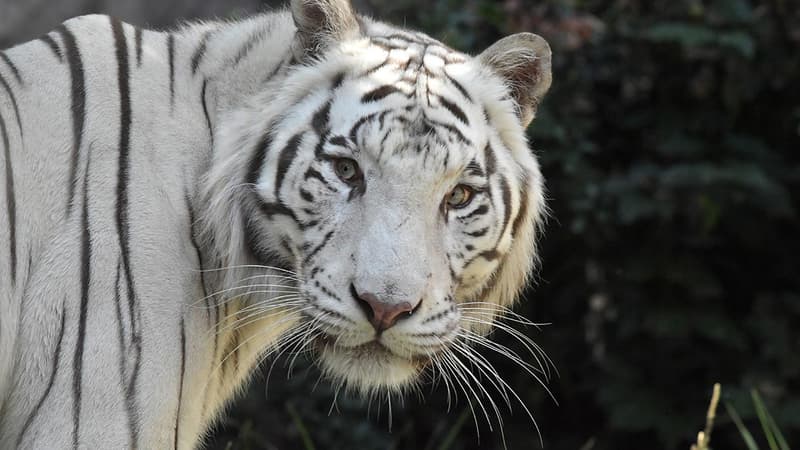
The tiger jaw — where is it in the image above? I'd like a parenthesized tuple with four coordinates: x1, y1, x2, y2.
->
(307, 309, 459, 393)
(315, 336, 432, 393)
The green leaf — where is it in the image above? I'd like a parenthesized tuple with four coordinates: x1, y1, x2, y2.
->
(725, 401, 761, 450)
(752, 390, 780, 450)
(751, 390, 791, 450)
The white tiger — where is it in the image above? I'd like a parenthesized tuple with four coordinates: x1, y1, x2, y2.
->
(0, 0, 553, 448)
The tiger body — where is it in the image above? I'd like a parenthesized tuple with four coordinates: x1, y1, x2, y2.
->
(0, 1, 552, 448)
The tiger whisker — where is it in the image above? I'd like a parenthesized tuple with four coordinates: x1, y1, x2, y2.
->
(451, 340, 512, 410)
(458, 304, 549, 328)
(328, 379, 345, 416)
(428, 352, 456, 412)
(191, 284, 301, 308)
(444, 345, 504, 433)
(284, 314, 327, 378)
(457, 328, 551, 382)
(225, 295, 305, 316)
(264, 320, 323, 385)
(218, 295, 305, 322)
(453, 339, 543, 447)
(436, 348, 483, 440)
(216, 304, 311, 337)
(203, 312, 305, 391)
(459, 316, 557, 379)
(195, 264, 301, 277)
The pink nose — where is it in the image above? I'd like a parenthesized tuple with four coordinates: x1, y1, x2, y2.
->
(352, 286, 419, 333)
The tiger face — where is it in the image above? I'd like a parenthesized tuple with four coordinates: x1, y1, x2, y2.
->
(204, 0, 551, 396)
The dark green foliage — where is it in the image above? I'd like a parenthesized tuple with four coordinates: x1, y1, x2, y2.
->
(210, 0, 800, 449)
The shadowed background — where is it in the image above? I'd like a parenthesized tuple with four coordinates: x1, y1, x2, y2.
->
(2, 0, 798, 449)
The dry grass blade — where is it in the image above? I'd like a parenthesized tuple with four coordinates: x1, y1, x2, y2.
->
(691, 383, 721, 450)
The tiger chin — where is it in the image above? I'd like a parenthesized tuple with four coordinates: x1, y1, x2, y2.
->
(0, 0, 552, 448)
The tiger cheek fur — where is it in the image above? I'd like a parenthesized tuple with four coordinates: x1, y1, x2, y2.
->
(0, 0, 551, 447)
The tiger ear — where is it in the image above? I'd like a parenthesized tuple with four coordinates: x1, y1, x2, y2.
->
(291, 0, 360, 58)
(478, 33, 552, 127)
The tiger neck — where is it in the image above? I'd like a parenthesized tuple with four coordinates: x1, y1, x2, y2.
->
(176, 12, 305, 426)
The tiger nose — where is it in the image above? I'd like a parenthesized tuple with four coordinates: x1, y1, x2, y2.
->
(351, 285, 420, 333)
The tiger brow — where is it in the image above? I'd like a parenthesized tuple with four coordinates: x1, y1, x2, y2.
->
(465, 160, 485, 177)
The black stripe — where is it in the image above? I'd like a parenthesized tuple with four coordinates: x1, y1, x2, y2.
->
(274, 133, 304, 198)
(465, 159, 484, 177)
(424, 117, 470, 146)
(328, 135, 348, 148)
(484, 144, 497, 177)
(331, 73, 345, 89)
(466, 227, 488, 237)
(111, 17, 141, 448)
(446, 74, 472, 102)
(246, 125, 274, 185)
(231, 26, 269, 68)
(258, 200, 299, 222)
(0, 112, 15, 286)
(317, 282, 344, 303)
(349, 111, 380, 144)
(510, 177, 529, 239)
(173, 316, 186, 450)
(361, 56, 390, 76)
(0, 52, 23, 85)
(311, 101, 331, 136)
(112, 259, 135, 448)
(299, 189, 314, 203)
(134, 27, 143, 67)
(361, 85, 401, 103)
(0, 71, 23, 139)
(16, 297, 66, 447)
(191, 31, 212, 75)
(113, 260, 128, 364)
(439, 96, 469, 125)
(498, 177, 512, 238)
(185, 190, 210, 319)
(303, 230, 335, 266)
(201, 79, 213, 142)
(56, 25, 86, 217)
(167, 34, 175, 109)
(462, 204, 489, 220)
(72, 144, 93, 450)
(231, 329, 240, 375)
(39, 34, 63, 62)
(304, 167, 336, 192)
(476, 249, 500, 262)
(262, 56, 287, 84)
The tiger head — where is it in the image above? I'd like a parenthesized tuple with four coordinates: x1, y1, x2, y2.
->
(202, 0, 552, 395)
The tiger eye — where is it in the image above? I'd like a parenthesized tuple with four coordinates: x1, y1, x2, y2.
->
(446, 185, 474, 209)
(333, 158, 360, 183)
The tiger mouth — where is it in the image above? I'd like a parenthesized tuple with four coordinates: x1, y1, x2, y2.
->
(314, 335, 430, 369)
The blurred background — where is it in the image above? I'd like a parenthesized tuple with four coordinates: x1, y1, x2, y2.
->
(2, 0, 798, 449)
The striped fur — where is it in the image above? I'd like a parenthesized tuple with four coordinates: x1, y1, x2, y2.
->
(0, 1, 552, 448)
